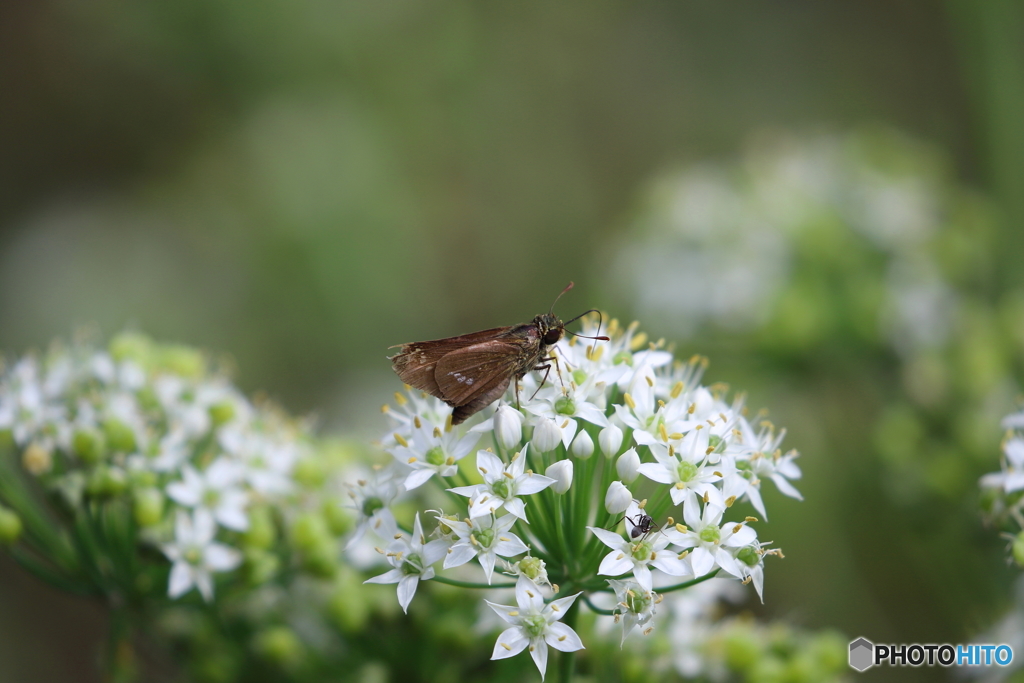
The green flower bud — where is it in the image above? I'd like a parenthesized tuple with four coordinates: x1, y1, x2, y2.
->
(699, 525, 720, 544)
(243, 507, 276, 549)
(133, 488, 165, 527)
(328, 568, 370, 634)
(290, 512, 330, 552)
(158, 345, 205, 378)
(109, 332, 153, 365)
(254, 626, 303, 668)
(518, 556, 545, 581)
(1013, 531, 1024, 568)
(129, 469, 158, 488)
(243, 549, 281, 586)
(73, 428, 107, 464)
(302, 540, 339, 579)
(292, 458, 327, 489)
(572, 369, 588, 385)
(321, 499, 352, 537)
(0, 506, 23, 545)
(208, 401, 235, 427)
(136, 386, 161, 412)
(102, 418, 137, 454)
(86, 466, 129, 497)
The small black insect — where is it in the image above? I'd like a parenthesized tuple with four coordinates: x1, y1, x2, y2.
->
(389, 283, 608, 425)
(627, 513, 656, 539)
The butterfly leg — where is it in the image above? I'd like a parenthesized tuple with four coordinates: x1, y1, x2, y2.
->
(528, 362, 552, 401)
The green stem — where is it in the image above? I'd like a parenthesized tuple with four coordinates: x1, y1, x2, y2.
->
(558, 599, 580, 683)
(430, 575, 515, 589)
(656, 569, 720, 593)
(582, 594, 615, 616)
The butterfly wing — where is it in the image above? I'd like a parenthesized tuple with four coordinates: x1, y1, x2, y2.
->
(390, 326, 511, 398)
(433, 340, 522, 409)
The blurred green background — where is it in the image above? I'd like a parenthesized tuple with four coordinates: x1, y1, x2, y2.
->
(2, 2, 1024, 681)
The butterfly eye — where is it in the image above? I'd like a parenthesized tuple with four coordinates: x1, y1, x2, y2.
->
(543, 328, 562, 345)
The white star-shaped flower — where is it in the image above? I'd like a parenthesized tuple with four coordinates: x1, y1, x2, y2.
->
(449, 447, 555, 522)
(441, 513, 528, 583)
(364, 513, 449, 613)
(663, 503, 757, 578)
(161, 510, 242, 601)
(637, 438, 723, 519)
(389, 423, 479, 490)
(589, 503, 691, 592)
(486, 576, 584, 681)
(608, 578, 659, 645)
(166, 459, 251, 532)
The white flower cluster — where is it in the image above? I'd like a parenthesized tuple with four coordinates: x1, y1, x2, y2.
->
(356, 317, 802, 679)
(607, 130, 968, 356)
(0, 334, 311, 601)
(981, 409, 1024, 561)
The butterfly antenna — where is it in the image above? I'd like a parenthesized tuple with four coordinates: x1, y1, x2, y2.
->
(564, 309, 610, 342)
(549, 281, 575, 315)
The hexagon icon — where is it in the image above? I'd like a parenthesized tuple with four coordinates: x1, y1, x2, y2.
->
(849, 637, 874, 672)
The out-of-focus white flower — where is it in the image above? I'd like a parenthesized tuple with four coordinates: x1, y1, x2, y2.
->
(161, 510, 242, 601)
(166, 460, 251, 532)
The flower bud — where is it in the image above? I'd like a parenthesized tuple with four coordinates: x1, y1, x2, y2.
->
(158, 345, 205, 379)
(518, 555, 547, 582)
(616, 447, 641, 483)
(570, 430, 594, 459)
(322, 499, 353, 536)
(545, 460, 573, 494)
(494, 405, 524, 450)
(72, 428, 107, 464)
(1014, 531, 1024, 568)
(209, 401, 236, 427)
(102, 418, 137, 454)
(254, 626, 304, 668)
(605, 481, 632, 514)
(293, 457, 328, 488)
(532, 418, 562, 453)
(243, 549, 281, 586)
(22, 443, 53, 476)
(290, 512, 330, 552)
(86, 466, 128, 497)
(133, 487, 165, 527)
(0, 505, 23, 545)
(599, 424, 624, 458)
(244, 506, 277, 549)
